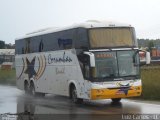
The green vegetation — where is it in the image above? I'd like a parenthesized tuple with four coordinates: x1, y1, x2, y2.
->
(0, 69, 16, 85)
(0, 40, 5, 49)
(138, 38, 160, 48)
(140, 66, 160, 100)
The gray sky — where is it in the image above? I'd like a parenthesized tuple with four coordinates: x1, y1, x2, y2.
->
(0, 0, 160, 44)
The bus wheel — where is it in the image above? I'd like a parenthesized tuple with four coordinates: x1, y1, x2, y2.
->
(24, 81, 30, 94)
(30, 82, 36, 96)
(71, 86, 83, 104)
(111, 98, 121, 103)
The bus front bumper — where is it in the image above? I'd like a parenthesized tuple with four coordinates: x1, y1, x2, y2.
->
(90, 86, 142, 100)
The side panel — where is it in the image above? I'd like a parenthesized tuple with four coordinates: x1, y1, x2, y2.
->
(15, 49, 88, 98)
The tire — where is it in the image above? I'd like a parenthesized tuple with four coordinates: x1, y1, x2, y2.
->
(24, 82, 30, 94)
(30, 82, 36, 96)
(111, 98, 121, 103)
(30, 82, 45, 97)
(71, 86, 83, 104)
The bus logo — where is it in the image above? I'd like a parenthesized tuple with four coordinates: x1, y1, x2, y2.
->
(17, 55, 46, 80)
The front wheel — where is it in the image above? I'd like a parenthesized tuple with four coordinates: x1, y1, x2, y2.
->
(111, 98, 121, 103)
(71, 86, 83, 104)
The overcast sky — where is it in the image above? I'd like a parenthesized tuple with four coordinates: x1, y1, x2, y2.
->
(0, 0, 160, 44)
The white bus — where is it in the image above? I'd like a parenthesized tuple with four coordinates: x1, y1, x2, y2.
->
(15, 20, 150, 104)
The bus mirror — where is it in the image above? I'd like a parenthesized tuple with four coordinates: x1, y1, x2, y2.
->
(83, 52, 95, 67)
(139, 50, 151, 65)
(90, 54, 95, 67)
(146, 52, 151, 64)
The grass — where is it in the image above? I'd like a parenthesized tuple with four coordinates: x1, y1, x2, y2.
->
(140, 66, 160, 100)
(0, 69, 16, 85)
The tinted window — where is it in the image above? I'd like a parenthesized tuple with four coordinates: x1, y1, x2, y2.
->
(15, 28, 89, 54)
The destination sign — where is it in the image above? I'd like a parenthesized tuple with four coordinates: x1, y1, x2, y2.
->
(95, 53, 114, 58)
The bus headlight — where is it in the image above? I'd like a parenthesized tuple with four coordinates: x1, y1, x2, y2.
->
(134, 86, 141, 90)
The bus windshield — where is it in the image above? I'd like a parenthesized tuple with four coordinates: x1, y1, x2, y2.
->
(89, 28, 137, 48)
(93, 50, 139, 80)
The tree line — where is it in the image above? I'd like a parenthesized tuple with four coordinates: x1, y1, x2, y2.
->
(138, 39, 160, 52)
(0, 40, 15, 49)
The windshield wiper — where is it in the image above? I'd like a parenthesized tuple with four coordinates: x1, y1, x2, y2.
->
(93, 75, 114, 80)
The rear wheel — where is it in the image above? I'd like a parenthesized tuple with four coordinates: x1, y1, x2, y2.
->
(30, 82, 36, 96)
(71, 86, 83, 104)
(30, 82, 45, 97)
(111, 98, 121, 103)
(24, 81, 30, 94)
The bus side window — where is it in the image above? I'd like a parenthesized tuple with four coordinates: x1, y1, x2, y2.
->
(39, 39, 44, 52)
(22, 47, 24, 54)
(76, 28, 89, 49)
(25, 38, 31, 53)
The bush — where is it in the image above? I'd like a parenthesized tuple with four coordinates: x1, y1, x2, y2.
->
(0, 69, 16, 85)
(141, 66, 160, 100)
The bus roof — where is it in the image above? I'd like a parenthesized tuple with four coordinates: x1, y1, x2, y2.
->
(15, 20, 132, 40)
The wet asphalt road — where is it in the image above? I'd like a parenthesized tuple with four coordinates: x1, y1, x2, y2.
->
(0, 85, 160, 120)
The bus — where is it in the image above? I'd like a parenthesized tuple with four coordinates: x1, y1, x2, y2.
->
(15, 20, 150, 104)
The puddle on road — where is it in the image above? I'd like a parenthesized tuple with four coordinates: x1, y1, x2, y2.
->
(0, 85, 22, 113)
(0, 85, 160, 116)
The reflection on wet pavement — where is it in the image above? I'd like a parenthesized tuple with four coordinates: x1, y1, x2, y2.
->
(1, 85, 160, 120)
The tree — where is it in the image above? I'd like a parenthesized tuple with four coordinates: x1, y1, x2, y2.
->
(148, 40, 154, 52)
(0, 40, 5, 49)
(5, 43, 15, 49)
